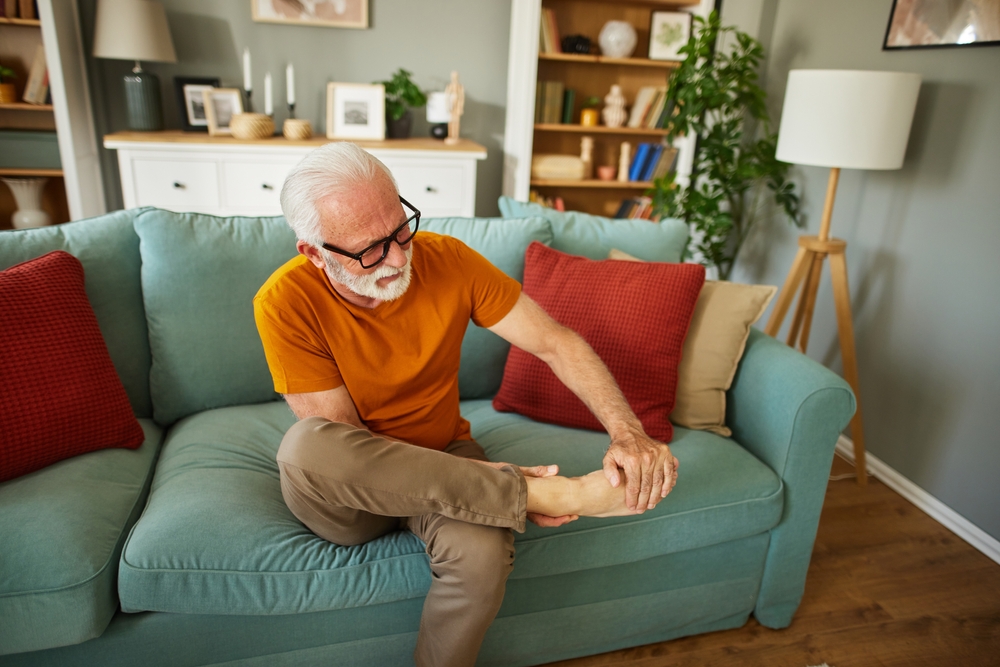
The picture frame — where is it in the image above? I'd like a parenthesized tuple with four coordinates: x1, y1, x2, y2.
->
(202, 88, 245, 137)
(173, 76, 220, 132)
(326, 82, 385, 140)
(648, 11, 692, 61)
(883, 0, 1000, 50)
(251, 0, 368, 29)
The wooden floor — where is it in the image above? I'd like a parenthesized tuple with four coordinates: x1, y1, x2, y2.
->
(549, 455, 1000, 667)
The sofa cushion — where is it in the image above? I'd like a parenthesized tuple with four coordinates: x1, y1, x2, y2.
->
(498, 195, 688, 262)
(493, 243, 705, 442)
(133, 209, 299, 426)
(0, 420, 162, 655)
(118, 401, 781, 616)
(421, 216, 553, 399)
(0, 251, 145, 482)
(0, 209, 153, 417)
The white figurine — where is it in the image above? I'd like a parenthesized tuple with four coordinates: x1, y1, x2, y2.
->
(580, 136, 594, 180)
(603, 85, 626, 128)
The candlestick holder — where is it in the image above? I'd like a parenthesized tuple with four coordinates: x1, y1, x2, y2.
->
(288, 103, 296, 119)
(244, 89, 253, 113)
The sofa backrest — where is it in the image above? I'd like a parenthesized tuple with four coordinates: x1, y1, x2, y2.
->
(0, 209, 154, 418)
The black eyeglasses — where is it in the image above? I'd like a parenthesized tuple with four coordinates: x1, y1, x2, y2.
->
(320, 196, 421, 269)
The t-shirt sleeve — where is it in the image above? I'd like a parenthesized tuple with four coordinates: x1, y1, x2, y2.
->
(456, 242, 523, 328)
(254, 296, 344, 395)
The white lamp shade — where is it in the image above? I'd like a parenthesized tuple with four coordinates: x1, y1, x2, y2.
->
(776, 70, 921, 170)
(93, 0, 177, 63)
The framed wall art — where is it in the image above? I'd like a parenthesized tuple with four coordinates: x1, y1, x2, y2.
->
(884, 0, 1000, 50)
(648, 11, 692, 60)
(326, 82, 385, 140)
(174, 77, 220, 132)
(252, 0, 368, 29)
(203, 88, 244, 136)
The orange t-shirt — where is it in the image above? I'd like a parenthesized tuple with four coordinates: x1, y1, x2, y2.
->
(253, 233, 521, 450)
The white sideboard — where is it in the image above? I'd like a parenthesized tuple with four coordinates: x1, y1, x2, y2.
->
(103, 132, 488, 218)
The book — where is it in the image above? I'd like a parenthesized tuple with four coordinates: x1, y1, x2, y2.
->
(22, 43, 47, 105)
(641, 144, 664, 181)
(651, 146, 679, 180)
(627, 87, 657, 128)
(534, 81, 543, 123)
(543, 9, 562, 54)
(2, 0, 16, 18)
(561, 88, 575, 124)
(544, 81, 564, 124)
(645, 88, 668, 128)
(628, 142, 652, 181)
(613, 198, 635, 219)
(18, 0, 33, 19)
(655, 96, 675, 129)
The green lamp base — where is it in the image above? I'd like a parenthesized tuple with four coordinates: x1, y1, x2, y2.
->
(124, 67, 163, 132)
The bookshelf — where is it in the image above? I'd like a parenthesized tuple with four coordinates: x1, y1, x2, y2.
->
(503, 0, 713, 217)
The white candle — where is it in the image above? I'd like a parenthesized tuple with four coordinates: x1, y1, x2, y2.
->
(286, 63, 295, 106)
(264, 73, 272, 115)
(243, 48, 251, 92)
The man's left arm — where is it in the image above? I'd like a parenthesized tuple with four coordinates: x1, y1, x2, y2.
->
(488, 293, 679, 513)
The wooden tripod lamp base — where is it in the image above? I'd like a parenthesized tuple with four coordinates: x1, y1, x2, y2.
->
(764, 167, 868, 486)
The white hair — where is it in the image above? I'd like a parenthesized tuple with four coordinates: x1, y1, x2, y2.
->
(280, 142, 398, 246)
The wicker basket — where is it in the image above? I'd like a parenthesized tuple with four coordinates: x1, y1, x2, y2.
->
(230, 113, 275, 140)
(282, 118, 313, 140)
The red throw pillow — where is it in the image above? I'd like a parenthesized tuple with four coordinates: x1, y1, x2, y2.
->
(492, 242, 705, 442)
(0, 251, 144, 482)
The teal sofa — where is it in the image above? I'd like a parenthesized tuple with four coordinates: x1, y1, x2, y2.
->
(0, 206, 855, 666)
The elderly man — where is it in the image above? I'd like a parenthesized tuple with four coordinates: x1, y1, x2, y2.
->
(253, 142, 679, 667)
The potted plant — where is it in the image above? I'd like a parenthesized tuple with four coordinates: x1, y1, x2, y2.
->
(650, 11, 803, 280)
(0, 64, 17, 104)
(376, 68, 427, 139)
(579, 96, 601, 127)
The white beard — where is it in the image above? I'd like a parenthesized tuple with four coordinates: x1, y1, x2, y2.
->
(322, 245, 413, 302)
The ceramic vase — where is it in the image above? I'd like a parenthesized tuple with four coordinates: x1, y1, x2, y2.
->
(599, 21, 638, 58)
(2, 177, 51, 229)
(603, 85, 627, 128)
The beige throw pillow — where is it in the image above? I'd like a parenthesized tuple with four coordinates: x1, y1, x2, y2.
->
(608, 248, 776, 436)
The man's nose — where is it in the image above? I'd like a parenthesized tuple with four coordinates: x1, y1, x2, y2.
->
(383, 240, 408, 269)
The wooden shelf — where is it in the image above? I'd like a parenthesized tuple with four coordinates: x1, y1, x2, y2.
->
(0, 168, 63, 177)
(0, 17, 41, 26)
(0, 103, 54, 111)
(538, 52, 681, 68)
(532, 179, 654, 189)
(535, 123, 670, 136)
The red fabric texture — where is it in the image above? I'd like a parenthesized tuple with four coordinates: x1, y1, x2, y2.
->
(0, 251, 144, 482)
(492, 242, 705, 442)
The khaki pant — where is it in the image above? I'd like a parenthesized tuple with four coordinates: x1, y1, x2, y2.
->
(276, 417, 528, 667)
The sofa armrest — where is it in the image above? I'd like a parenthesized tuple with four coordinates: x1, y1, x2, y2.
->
(726, 328, 856, 628)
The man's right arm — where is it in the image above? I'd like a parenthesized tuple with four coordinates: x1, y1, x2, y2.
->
(283, 385, 365, 429)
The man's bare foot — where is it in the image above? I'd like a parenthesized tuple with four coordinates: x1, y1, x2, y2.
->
(526, 471, 634, 518)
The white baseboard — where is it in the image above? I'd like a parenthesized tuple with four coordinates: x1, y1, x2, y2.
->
(835, 436, 1000, 566)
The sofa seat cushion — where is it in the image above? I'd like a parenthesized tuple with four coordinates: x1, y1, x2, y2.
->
(118, 402, 431, 616)
(119, 400, 782, 617)
(462, 400, 784, 579)
(0, 420, 163, 656)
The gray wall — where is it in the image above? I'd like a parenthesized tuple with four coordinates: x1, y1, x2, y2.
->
(78, 0, 512, 215)
(724, 0, 1000, 540)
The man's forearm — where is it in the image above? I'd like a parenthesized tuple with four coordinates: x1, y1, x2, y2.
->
(542, 329, 644, 438)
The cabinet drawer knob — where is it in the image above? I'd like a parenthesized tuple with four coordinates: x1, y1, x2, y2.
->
(261, 183, 274, 190)
(173, 182, 186, 189)
(425, 186, 437, 193)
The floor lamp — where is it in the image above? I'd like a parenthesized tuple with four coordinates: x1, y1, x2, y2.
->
(766, 70, 921, 486)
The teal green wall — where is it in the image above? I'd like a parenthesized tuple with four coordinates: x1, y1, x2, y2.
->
(724, 0, 1000, 541)
(78, 0, 512, 215)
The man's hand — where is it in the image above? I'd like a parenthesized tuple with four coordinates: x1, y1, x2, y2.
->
(602, 429, 679, 513)
(472, 460, 579, 528)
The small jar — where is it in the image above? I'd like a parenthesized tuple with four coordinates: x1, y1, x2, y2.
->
(580, 108, 599, 127)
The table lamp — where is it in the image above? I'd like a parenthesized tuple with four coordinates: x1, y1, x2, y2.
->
(766, 69, 921, 486)
(93, 0, 177, 131)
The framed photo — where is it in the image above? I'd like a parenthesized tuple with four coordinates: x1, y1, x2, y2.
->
(648, 11, 692, 60)
(251, 0, 368, 29)
(883, 0, 1000, 50)
(202, 88, 244, 137)
(173, 76, 220, 132)
(326, 82, 385, 140)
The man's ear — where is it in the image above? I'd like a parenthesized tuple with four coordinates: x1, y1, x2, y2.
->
(297, 240, 326, 269)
